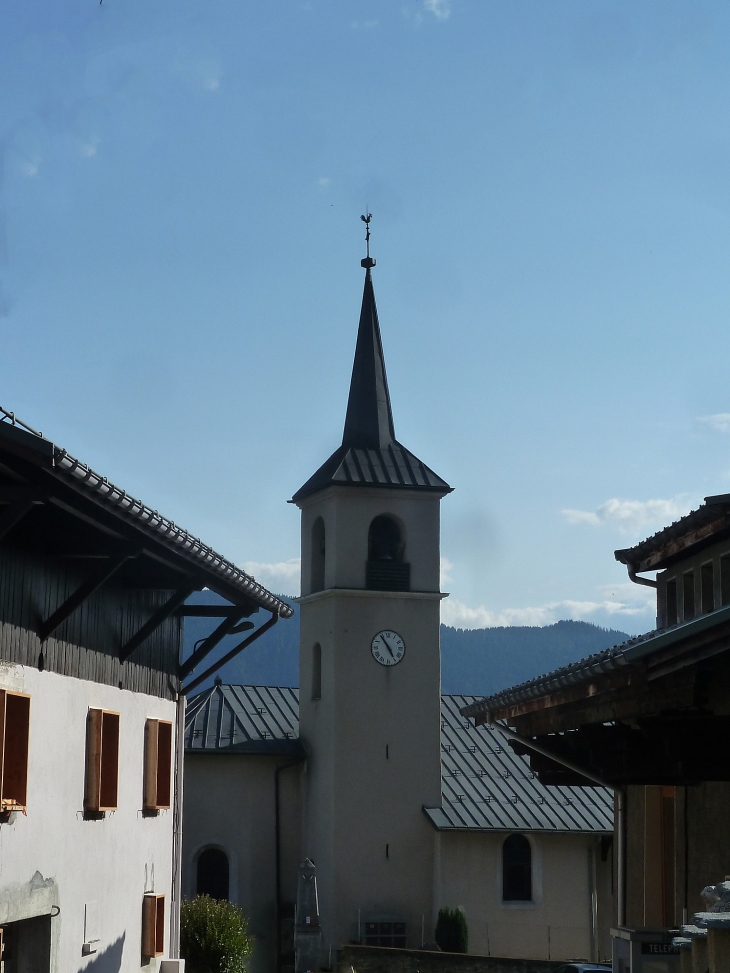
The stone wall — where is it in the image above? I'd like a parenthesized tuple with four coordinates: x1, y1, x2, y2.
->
(337, 944, 571, 973)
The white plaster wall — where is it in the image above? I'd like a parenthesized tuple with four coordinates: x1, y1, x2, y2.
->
(182, 753, 302, 973)
(299, 486, 443, 595)
(0, 663, 178, 973)
(299, 589, 443, 950)
(437, 830, 609, 962)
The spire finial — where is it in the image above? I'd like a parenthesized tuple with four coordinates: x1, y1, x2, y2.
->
(360, 212, 376, 269)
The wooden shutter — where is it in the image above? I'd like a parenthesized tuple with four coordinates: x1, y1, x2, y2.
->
(85, 709, 103, 811)
(144, 719, 172, 811)
(85, 709, 119, 812)
(0, 690, 31, 812)
(142, 894, 165, 957)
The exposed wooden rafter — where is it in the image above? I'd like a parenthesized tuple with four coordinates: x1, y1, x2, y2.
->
(118, 584, 200, 662)
(39, 551, 140, 643)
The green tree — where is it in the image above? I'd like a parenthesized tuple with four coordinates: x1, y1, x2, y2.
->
(434, 907, 469, 954)
(180, 895, 254, 973)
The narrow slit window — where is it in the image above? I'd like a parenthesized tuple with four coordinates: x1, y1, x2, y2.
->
(722, 556, 730, 607)
(311, 517, 325, 593)
(0, 690, 31, 813)
(311, 644, 322, 701)
(701, 563, 714, 615)
(142, 894, 165, 958)
(144, 719, 173, 811)
(683, 572, 695, 622)
(85, 709, 120, 812)
(666, 579, 678, 627)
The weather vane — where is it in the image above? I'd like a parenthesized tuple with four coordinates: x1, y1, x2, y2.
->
(360, 212, 375, 269)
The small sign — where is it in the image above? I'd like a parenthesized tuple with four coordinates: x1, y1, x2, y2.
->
(641, 943, 680, 955)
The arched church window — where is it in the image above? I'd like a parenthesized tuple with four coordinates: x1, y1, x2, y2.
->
(502, 833, 532, 901)
(311, 517, 325, 593)
(366, 516, 410, 592)
(197, 847, 230, 901)
(311, 643, 322, 701)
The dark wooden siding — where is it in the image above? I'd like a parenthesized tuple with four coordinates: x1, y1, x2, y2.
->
(0, 548, 181, 700)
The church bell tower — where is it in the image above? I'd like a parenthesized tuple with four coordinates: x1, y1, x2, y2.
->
(292, 225, 452, 951)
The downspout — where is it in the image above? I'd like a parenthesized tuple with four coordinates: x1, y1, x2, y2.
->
(487, 718, 626, 927)
(275, 758, 305, 973)
(170, 690, 187, 958)
(627, 564, 658, 589)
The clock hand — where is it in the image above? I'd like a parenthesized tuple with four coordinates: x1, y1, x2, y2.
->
(382, 637, 395, 659)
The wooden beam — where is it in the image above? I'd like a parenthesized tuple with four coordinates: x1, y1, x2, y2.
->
(179, 610, 248, 680)
(175, 605, 245, 618)
(39, 552, 138, 642)
(0, 500, 36, 541)
(0, 486, 47, 503)
(636, 515, 729, 571)
(182, 611, 279, 694)
(119, 584, 199, 662)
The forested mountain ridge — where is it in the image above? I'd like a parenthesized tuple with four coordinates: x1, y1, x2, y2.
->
(183, 592, 629, 697)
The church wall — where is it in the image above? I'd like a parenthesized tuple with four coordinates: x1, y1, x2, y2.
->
(182, 752, 302, 973)
(438, 831, 611, 962)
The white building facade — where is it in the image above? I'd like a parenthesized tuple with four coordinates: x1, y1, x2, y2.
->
(0, 412, 291, 972)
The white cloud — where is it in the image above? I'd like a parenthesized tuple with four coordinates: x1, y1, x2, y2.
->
(81, 142, 97, 158)
(562, 495, 694, 534)
(424, 0, 451, 19)
(242, 558, 300, 596)
(440, 557, 453, 588)
(317, 177, 330, 189)
(441, 591, 654, 630)
(204, 78, 220, 91)
(698, 413, 730, 433)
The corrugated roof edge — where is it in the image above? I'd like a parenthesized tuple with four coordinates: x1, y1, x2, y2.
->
(460, 601, 730, 720)
(422, 805, 612, 834)
(0, 411, 292, 618)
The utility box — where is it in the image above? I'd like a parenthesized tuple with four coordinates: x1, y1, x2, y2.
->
(612, 926, 681, 973)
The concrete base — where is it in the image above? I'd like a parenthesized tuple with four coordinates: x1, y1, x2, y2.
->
(692, 937, 709, 973)
(708, 929, 730, 973)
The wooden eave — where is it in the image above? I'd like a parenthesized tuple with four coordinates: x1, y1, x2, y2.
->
(485, 613, 730, 737)
(632, 515, 730, 572)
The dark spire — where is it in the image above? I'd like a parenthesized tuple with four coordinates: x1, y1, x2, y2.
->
(341, 261, 395, 449)
(291, 218, 452, 503)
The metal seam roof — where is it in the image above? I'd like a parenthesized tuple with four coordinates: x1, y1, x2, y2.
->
(185, 686, 612, 833)
(0, 410, 292, 617)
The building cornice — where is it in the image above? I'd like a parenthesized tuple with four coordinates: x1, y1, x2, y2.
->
(296, 588, 448, 605)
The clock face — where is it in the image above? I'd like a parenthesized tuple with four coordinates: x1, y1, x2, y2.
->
(371, 630, 406, 667)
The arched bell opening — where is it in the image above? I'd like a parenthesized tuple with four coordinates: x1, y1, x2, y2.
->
(366, 515, 410, 592)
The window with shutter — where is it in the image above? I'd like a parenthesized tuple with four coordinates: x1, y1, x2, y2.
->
(144, 719, 173, 811)
(141, 894, 165, 958)
(85, 709, 120, 813)
(0, 690, 31, 814)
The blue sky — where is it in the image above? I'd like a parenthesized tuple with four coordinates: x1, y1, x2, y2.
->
(3, 0, 730, 633)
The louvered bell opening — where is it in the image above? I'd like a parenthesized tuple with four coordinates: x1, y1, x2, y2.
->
(366, 561, 411, 592)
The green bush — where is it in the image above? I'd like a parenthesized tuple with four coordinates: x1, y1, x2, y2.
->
(180, 895, 254, 973)
(434, 906, 468, 954)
